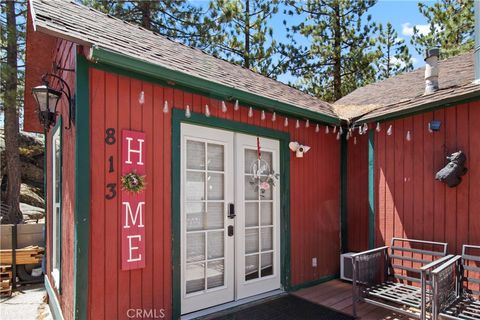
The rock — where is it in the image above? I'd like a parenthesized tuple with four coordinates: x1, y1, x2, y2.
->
(19, 184, 44, 209)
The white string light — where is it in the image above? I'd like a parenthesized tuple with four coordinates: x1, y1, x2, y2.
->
(305, 119, 310, 128)
(261, 110, 266, 120)
(336, 132, 341, 140)
(163, 100, 169, 113)
(325, 126, 329, 134)
(248, 107, 253, 118)
(139, 91, 145, 104)
(406, 131, 412, 141)
(221, 101, 227, 113)
(296, 119, 300, 129)
(234, 100, 239, 111)
(284, 117, 289, 127)
(272, 112, 276, 122)
(185, 105, 191, 118)
(376, 122, 381, 132)
(354, 136, 357, 145)
(333, 126, 337, 133)
(387, 125, 393, 136)
(316, 124, 320, 133)
(205, 104, 210, 117)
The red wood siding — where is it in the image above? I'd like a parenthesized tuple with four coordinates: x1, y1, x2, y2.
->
(346, 134, 369, 252)
(88, 68, 341, 319)
(45, 39, 77, 318)
(24, 8, 57, 133)
(374, 102, 480, 252)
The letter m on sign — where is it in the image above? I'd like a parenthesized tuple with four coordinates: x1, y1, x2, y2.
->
(121, 130, 146, 270)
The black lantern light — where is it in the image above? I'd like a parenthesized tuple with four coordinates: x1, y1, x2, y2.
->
(32, 73, 73, 130)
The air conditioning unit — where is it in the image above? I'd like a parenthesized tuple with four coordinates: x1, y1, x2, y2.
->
(340, 252, 355, 281)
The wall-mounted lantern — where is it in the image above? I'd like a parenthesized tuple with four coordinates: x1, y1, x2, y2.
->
(32, 73, 73, 131)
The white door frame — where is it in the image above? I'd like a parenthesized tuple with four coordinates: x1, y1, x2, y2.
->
(180, 123, 282, 315)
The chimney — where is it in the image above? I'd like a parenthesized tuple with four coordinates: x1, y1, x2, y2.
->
(424, 47, 439, 94)
(474, 0, 480, 83)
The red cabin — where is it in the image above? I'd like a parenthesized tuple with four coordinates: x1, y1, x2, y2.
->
(24, 1, 479, 319)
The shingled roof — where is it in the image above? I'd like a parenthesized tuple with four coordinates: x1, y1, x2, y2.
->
(29, 0, 338, 121)
(334, 51, 480, 122)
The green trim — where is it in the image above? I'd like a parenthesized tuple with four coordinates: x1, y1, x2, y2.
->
(340, 133, 348, 253)
(289, 274, 339, 292)
(43, 131, 47, 276)
(45, 276, 65, 320)
(368, 130, 375, 249)
(73, 55, 90, 320)
(51, 117, 63, 293)
(171, 109, 291, 319)
(357, 92, 480, 124)
(91, 47, 340, 125)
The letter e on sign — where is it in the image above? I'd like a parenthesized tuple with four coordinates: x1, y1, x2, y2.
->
(121, 130, 146, 270)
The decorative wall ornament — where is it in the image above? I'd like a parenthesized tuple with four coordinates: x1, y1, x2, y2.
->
(221, 101, 227, 113)
(163, 100, 169, 113)
(249, 137, 279, 196)
(387, 125, 393, 136)
(289, 141, 311, 158)
(121, 172, 146, 193)
(435, 151, 468, 187)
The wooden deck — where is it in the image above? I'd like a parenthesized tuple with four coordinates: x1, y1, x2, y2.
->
(293, 279, 417, 320)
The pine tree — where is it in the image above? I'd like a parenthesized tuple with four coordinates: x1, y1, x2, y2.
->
(281, 0, 378, 102)
(202, 0, 280, 77)
(81, 0, 208, 47)
(375, 22, 413, 80)
(411, 0, 474, 59)
(0, 0, 26, 224)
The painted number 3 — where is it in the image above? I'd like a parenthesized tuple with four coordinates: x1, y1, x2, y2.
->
(105, 183, 117, 200)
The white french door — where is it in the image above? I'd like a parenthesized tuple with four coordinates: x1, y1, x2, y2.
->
(180, 124, 281, 315)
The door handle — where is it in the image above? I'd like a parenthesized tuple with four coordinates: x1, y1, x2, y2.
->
(228, 203, 236, 219)
(228, 225, 234, 236)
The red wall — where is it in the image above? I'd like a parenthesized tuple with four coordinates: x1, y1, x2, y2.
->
(374, 103, 480, 252)
(45, 39, 77, 318)
(88, 67, 341, 319)
(346, 133, 369, 252)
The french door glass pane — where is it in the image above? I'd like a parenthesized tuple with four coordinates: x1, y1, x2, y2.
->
(186, 202, 204, 231)
(245, 255, 259, 281)
(186, 172, 205, 201)
(261, 253, 273, 277)
(245, 202, 259, 227)
(244, 149, 258, 174)
(186, 263, 205, 293)
(187, 233, 205, 262)
(207, 260, 224, 289)
(261, 227, 273, 251)
(187, 141, 205, 170)
(260, 202, 273, 226)
(207, 173, 224, 200)
(207, 231, 224, 259)
(207, 143, 224, 171)
(245, 229, 259, 254)
(244, 175, 257, 200)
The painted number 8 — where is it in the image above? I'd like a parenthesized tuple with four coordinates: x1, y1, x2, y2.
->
(105, 128, 116, 145)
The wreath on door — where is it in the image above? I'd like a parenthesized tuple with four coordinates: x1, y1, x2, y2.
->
(249, 137, 279, 196)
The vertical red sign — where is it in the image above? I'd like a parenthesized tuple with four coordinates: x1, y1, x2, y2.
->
(121, 130, 146, 270)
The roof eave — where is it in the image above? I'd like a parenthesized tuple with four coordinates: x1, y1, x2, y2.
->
(355, 89, 480, 124)
(90, 47, 341, 125)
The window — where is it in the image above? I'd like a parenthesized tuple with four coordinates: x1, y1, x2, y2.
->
(51, 120, 62, 290)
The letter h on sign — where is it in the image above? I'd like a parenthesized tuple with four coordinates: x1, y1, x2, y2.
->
(121, 130, 146, 270)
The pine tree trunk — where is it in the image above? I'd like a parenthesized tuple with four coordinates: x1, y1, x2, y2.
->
(244, 0, 250, 69)
(4, 0, 22, 224)
(140, 1, 152, 30)
(332, 2, 342, 101)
